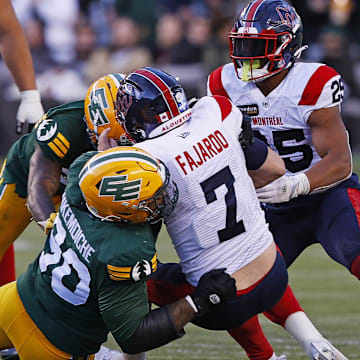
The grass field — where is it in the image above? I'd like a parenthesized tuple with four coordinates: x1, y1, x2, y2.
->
(14, 158, 360, 360)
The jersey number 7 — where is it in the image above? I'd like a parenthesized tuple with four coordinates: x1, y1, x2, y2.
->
(200, 166, 245, 243)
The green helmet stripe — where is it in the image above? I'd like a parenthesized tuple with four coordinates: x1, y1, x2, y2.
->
(110, 73, 125, 85)
(79, 151, 158, 184)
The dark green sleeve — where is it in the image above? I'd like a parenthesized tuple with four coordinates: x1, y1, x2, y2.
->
(98, 280, 149, 347)
(35, 105, 92, 167)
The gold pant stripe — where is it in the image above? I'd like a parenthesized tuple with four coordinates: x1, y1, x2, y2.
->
(0, 184, 32, 260)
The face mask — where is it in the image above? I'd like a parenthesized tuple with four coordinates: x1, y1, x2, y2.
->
(241, 60, 261, 82)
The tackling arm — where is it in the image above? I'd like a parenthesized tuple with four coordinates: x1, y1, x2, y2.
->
(103, 269, 236, 354)
(27, 144, 62, 228)
(119, 300, 190, 354)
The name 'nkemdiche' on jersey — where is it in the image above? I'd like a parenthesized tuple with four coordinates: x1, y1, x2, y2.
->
(59, 194, 95, 263)
(207, 62, 345, 175)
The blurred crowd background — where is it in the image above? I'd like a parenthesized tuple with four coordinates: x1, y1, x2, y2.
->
(1, 0, 360, 153)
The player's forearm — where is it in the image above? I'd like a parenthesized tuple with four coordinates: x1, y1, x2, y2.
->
(249, 147, 285, 189)
(27, 147, 61, 222)
(117, 301, 192, 354)
(305, 147, 352, 192)
(0, 0, 37, 91)
(27, 189, 56, 223)
(0, 33, 37, 91)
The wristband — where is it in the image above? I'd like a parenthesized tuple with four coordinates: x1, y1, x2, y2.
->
(20, 89, 41, 103)
(37, 219, 47, 229)
(37, 212, 57, 234)
(185, 295, 198, 313)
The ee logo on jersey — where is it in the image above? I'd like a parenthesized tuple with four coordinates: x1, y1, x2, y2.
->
(36, 118, 58, 141)
(99, 175, 141, 201)
(132, 260, 152, 281)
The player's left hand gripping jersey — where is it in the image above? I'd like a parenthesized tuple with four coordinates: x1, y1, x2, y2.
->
(136, 96, 273, 286)
(208, 62, 345, 175)
(17, 151, 158, 356)
(1, 101, 94, 198)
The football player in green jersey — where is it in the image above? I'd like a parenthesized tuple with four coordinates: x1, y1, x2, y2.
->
(0, 73, 129, 288)
(0, 146, 236, 360)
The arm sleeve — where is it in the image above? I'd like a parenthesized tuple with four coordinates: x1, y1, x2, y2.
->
(98, 280, 150, 345)
(243, 137, 268, 170)
(119, 306, 185, 354)
(99, 280, 184, 353)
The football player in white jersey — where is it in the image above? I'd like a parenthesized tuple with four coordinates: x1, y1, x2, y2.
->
(96, 66, 346, 360)
(207, 0, 356, 359)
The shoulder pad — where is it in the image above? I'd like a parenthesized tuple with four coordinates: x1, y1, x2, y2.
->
(299, 65, 341, 106)
(35, 116, 71, 159)
(211, 95, 233, 122)
(96, 224, 157, 282)
(208, 66, 230, 98)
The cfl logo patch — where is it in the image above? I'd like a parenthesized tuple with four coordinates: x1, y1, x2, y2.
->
(99, 175, 142, 201)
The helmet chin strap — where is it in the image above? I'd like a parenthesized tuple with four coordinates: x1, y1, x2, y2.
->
(293, 45, 308, 59)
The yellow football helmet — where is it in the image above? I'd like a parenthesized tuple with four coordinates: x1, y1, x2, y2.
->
(84, 73, 132, 146)
(79, 146, 178, 223)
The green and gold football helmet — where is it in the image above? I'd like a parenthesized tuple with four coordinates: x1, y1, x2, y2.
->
(84, 73, 132, 146)
(79, 146, 178, 223)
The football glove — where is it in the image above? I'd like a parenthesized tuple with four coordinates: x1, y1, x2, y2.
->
(16, 90, 44, 134)
(37, 212, 57, 235)
(188, 268, 236, 316)
(256, 173, 310, 204)
(238, 113, 254, 148)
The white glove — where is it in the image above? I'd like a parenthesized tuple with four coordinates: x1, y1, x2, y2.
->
(256, 173, 310, 203)
(16, 89, 44, 133)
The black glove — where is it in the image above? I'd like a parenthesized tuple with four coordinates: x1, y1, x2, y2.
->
(238, 113, 254, 148)
(189, 268, 236, 316)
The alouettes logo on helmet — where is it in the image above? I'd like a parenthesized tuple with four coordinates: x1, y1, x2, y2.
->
(116, 82, 138, 120)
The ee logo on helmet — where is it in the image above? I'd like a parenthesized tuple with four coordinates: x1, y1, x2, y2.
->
(99, 175, 142, 201)
(88, 88, 111, 126)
